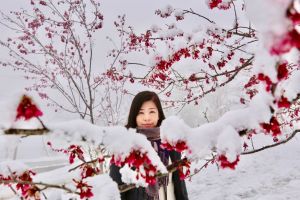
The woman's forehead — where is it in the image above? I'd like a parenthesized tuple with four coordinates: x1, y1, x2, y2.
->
(140, 100, 157, 109)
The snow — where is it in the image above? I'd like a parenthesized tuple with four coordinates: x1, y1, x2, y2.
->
(157, 5, 174, 18)
(157, 26, 184, 41)
(50, 122, 168, 176)
(245, 0, 290, 35)
(174, 10, 184, 19)
(34, 164, 82, 185)
(281, 71, 300, 100)
(101, 127, 168, 184)
(87, 174, 121, 200)
(216, 126, 241, 162)
(160, 89, 273, 161)
(0, 93, 46, 130)
(0, 161, 121, 200)
(160, 116, 191, 143)
(0, 160, 29, 177)
(120, 164, 148, 187)
(0, 97, 18, 130)
(187, 134, 300, 200)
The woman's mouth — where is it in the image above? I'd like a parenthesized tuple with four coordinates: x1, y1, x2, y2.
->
(141, 124, 154, 128)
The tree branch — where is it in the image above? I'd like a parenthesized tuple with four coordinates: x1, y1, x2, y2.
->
(242, 129, 300, 155)
(0, 179, 79, 195)
(182, 9, 215, 24)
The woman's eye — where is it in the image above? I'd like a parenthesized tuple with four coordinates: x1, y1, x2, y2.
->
(150, 111, 156, 114)
(138, 112, 144, 115)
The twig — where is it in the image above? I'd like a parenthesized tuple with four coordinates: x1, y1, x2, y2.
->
(4, 128, 49, 135)
(0, 180, 79, 195)
(182, 9, 215, 24)
(202, 107, 210, 123)
(250, 137, 255, 150)
(127, 62, 147, 66)
(68, 155, 110, 172)
(37, 117, 49, 131)
(187, 156, 216, 179)
(242, 129, 300, 155)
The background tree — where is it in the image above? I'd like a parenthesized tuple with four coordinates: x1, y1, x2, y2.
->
(0, 0, 129, 125)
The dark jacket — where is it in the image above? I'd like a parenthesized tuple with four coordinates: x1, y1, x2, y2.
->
(109, 150, 189, 200)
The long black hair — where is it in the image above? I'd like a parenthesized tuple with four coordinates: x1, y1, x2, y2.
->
(125, 91, 165, 129)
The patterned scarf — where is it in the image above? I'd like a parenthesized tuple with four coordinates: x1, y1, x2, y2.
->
(137, 127, 170, 200)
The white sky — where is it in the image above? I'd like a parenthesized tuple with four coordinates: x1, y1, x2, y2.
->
(0, 0, 245, 94)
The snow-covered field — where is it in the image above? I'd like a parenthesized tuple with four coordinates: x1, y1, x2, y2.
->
(187, 134, 300, 200)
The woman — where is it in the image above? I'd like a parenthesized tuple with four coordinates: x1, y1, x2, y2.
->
(110, 91, 189, 200)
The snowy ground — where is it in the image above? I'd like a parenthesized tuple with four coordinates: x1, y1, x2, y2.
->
(187, 134, 300, 200)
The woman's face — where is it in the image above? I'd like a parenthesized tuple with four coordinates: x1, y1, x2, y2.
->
(136, 100, 159, 128)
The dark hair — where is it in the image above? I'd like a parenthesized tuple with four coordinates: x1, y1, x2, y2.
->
(125, 91, 165, 129)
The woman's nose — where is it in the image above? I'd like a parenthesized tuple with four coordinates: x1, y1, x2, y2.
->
(143, 114, 150, 121)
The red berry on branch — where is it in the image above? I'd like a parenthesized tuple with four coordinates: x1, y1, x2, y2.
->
(277, 96, 291, 108)
(277, 63, 289, 81)
(217, 154, 240, 170)
(16, 95, 43, 120)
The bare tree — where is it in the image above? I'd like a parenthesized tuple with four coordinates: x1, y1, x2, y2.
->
(0, 0, 128, 124)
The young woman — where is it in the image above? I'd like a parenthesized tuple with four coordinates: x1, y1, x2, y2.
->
(109, 91, 189, 200)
